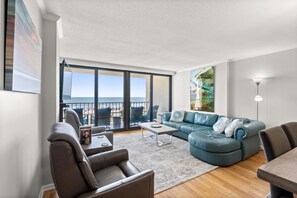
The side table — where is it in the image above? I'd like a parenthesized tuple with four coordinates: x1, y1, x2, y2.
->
(82, 135, 112, 156)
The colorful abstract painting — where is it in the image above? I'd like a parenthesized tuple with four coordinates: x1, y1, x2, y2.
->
(190, 67, 215, 112)
(4, 0, 42, 94)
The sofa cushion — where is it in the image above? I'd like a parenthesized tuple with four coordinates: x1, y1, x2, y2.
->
(230, 117, 250, 124)
(188, 131, 241, 153)
(194, 113, 218, 127)
(94, 165, 126, 187)
(218, 116, 249, 124)
(162, 121, 184, 130)
(213, 117, 231, 134)
(183, 112, 196, 123)
(172, 131, 190, 140)
(180, 123, 212, 134)
(170, 110, 185, 122)
(225, 119, 243, 138)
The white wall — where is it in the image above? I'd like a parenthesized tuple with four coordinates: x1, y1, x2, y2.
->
(0, 0, 43, 197)
(173, 63, 228, 115)
(214, 62, 228, 115)
(173, 71, 190, 110)
(153, 76, 170, 113)
(41, 18, 60, 185)
(173, 48, 297, 127)
(229, 48, 297, 127)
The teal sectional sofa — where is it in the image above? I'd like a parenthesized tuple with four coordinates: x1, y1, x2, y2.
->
(162, 111, 265, 166)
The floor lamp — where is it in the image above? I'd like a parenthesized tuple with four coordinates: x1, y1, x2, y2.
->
(254, 78, 263, 121)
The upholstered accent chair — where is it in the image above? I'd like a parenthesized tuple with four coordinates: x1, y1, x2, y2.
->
(71, 108, 86, 125)
(142, 105, 159, 122)
(48, 123, 154, 198)
(64, 108, 113, 147)
(281, 122, 297, 148)
(97, 107, 112, 129)
(130, 106, 144, 125)
(259, 127, 293, 198)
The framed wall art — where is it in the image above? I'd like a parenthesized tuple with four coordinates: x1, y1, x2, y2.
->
(4, 0, 42, 94)
(190, 66, 215, 112)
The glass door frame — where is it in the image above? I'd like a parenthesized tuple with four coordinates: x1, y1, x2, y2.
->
(59, 62, 172, 132)
(127, 72, 152, 130)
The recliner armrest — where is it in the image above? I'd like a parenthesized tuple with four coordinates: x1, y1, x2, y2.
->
(234, 120, 266, 140)
(91, 126, 106, 134)
(77, 170, 154, 198)
(88, 149, 128, 172)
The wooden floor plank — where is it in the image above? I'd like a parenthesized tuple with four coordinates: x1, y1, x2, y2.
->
(43, 130, 270, 198)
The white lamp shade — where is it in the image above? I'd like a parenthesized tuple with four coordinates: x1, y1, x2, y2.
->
(254, 95, 263, 102)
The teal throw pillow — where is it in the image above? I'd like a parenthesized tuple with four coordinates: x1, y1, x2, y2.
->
(170, 110, 185, 122)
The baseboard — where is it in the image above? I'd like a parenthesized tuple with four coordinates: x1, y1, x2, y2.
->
(38, 183, 55, 198)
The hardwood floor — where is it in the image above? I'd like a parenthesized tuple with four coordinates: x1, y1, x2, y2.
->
(155, 151, 269, 198)
(43, 130, 270, 198)
(43, 189, 58, 198)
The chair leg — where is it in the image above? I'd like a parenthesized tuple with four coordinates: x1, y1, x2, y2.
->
(270, 184, 293, 198)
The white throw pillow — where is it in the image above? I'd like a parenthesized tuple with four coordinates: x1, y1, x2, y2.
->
(225, 119, 243, 138)
(213, 117, 230, 134)
(170, 110, 185, 122)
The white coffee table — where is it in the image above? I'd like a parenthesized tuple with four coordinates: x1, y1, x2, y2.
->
(138, 122, 178, 147)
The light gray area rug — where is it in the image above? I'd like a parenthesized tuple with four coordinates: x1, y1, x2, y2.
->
(114, 131, 218, 193)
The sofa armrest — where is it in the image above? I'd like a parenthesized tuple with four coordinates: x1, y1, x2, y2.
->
(162, 112, 171, 122)
(234, 121, 266, 140)
(77, 170, 154, 198)
(88, 149, 128, 172)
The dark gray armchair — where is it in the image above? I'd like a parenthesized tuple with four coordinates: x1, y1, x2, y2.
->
(73, 108, 87, 125)
(259, 126, 293, 198)
(281, 122, 297, 148)
(142, 105, 159, 122)
(130, 106, 144, 125)
(48, 123, 154, 198)
(97, 107, 112, 129)
(64, 108, 113, 147)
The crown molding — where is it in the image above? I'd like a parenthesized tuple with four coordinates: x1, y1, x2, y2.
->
(57, 18, 64, 39)
(177, 60, 227, 73)
(37, 0, 63, 38)
(229, 46, 297, 62)
(61, 57, 176, 75)
(37, 0, 46, 16)
(43, 13, 60, 21)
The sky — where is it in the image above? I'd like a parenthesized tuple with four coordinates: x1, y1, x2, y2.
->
(68, 72, 147, 98)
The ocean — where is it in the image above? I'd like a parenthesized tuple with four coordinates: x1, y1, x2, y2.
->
(64, 97, 146, 103)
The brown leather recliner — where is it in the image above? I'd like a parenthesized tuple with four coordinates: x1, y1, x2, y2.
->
(48, 122, 154, 198)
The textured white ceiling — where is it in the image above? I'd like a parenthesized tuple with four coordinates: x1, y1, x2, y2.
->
(44, 0, 297, 72)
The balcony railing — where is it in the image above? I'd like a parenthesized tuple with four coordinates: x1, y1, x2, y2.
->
(63, 101, 150, 129)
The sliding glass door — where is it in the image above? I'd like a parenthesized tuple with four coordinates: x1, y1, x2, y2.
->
(60, 63, 172, 131)
(97, 70, 124, 130)
(63, 67, 95, 125)
(130, 73, 151, 128)
(153, 75, 170, 122)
